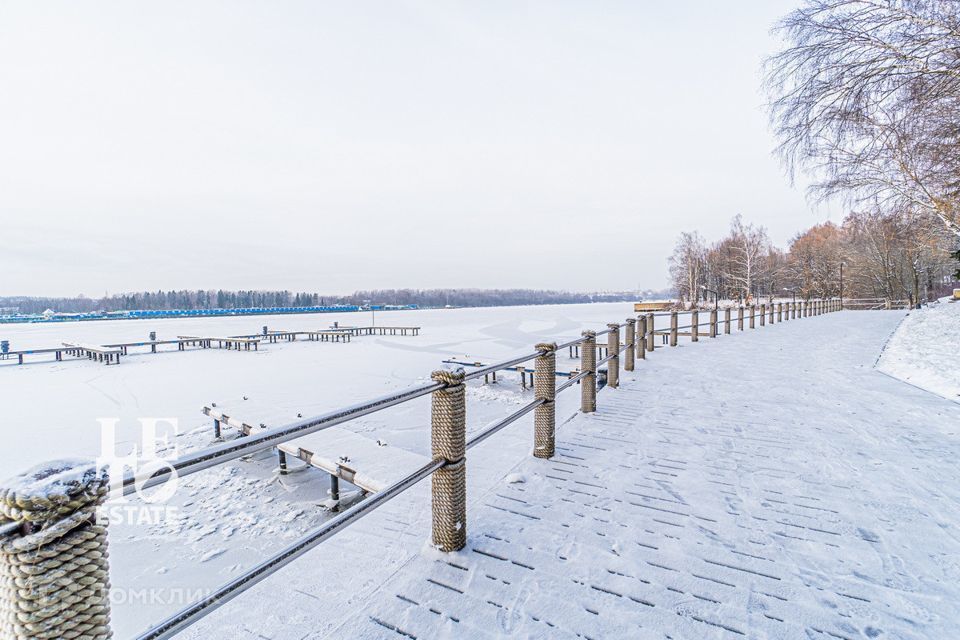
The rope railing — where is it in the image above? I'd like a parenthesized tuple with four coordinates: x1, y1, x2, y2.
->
(0, 298, 845, 640)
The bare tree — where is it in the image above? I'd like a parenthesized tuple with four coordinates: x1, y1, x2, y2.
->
(725, 215, 772, 301)
(766, 0, 960, 237)
(669, 232, 708, 307)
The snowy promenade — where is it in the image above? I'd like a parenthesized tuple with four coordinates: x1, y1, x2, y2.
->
(184, 311, 960, 639)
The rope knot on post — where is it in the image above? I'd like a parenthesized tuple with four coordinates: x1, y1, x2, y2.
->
(429, 368, 466, 552)
(533, 343, 557, 459)
(0, 460, 112, 640)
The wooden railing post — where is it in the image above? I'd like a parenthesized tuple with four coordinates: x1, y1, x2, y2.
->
(738, 306, 744, 330)
(580, 331, 596, 412)
(749, 305, 756, 329)
(709, 309, 717, 338)
(624, 320, 635, 372)
(777, 302, 783, 322)
(724, 307, 731, 334)
(768, 302, 774, 324)
(669, 311, 678, 347)
(691, 310, 699, 342)
(533, 343, 557, 459)
(636, 316, 646, 361)
(760, 304, 766, 327)
(607, 324, 620, 388)
(430, 368, 467, 552)
(646, 313, 655, 352)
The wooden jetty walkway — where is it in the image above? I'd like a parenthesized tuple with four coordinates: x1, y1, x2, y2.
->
(0, 325, 420, 366)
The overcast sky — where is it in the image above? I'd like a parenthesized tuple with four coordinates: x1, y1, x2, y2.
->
(0, 1, 839, 298)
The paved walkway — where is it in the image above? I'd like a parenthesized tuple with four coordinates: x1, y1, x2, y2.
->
(330, 312, 960, 639)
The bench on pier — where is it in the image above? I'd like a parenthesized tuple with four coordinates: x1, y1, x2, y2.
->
(61, 343, 122, 365)
(202, 405, 429, 501)
(177, 336, 260, 351)
(442, 357, 577, 388)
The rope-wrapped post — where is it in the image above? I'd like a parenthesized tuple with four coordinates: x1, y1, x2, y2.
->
(724, 307, 731, 334)
(624, 320, 635, 372)
(709, 309, 717, 338)
(430, 368, 467, 552)
(636, 316, 646, 361)
(669, 312, 678, 347)
(749, 305, 756, 329)
(606, 324, 620, 388)
(580, 331, 597, 413)
(533, 343, 557, 459)
(646, 313, 655, 352)
(0, 460, 112, 640)
(738, 306, 744, 331)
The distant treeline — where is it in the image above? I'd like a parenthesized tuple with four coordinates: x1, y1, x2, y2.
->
(0, 288, 660, 315)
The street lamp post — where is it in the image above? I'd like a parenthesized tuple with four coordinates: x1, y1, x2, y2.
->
(839, 262, 844, 309)
(700, 286, 719, 310)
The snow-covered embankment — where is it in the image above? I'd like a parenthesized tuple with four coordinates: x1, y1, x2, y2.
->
(877, 299, 960, 401)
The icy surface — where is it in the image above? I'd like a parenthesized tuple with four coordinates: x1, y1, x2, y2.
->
(169, 310, 960, 639)
(877, 300, 960, 402)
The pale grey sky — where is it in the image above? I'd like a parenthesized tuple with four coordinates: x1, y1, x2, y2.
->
(0, 1, 837, 297)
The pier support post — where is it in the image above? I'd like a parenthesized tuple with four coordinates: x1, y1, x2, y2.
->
(607, 324, 620, 388)
(430, 368, 466, 552)
(580, 331, 597, 413)
(533, 343, 557, 459)
(0, 461, 112, 640)
(624, 320, 635, 372)
(709, 309, 717, 338)
(691, 310, 699, 342)
(669, 312, 678, 347)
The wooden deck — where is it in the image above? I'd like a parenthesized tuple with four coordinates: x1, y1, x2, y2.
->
(320, 312, 960, 639)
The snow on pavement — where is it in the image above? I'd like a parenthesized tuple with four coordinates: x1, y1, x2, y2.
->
(173, 310, 960, 639)
(878, 300, 960, 403)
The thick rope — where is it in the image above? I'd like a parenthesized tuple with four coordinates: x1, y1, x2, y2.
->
(580, 331, 596, 412)
(533, 343, 557, 459)
(0, 460, 111, 640)
(430, 369, 466, 552)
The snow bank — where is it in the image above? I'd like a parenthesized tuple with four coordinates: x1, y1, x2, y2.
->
(877, 300, 960, 401)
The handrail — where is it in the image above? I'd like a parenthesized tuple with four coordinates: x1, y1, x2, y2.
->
(135, 457, 445, 640)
